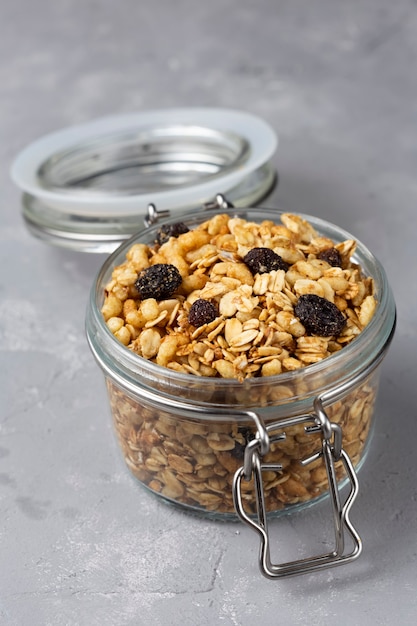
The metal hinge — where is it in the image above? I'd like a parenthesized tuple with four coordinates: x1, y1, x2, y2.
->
(232, 399, 362, 578)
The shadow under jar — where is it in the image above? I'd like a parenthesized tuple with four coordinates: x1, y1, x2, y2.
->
(86, 207, 396, 521)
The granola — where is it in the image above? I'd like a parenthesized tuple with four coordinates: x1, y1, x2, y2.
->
(107, 374, 377, 515)
(99, 212, 379, 515)
(102, 213, 376, 380)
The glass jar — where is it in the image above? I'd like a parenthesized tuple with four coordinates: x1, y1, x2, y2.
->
(86, 204, 396, 535)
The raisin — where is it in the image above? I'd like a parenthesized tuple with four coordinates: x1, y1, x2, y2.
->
(231, 441, 246, 461)
(135, 264, 182, 300)
(243, 247, 289, 274)
(188, 299, 218, 327)
(318, 247, 342, 267)
(231, 428, 254, 460)
(294, 294, 346, 337)
(155, 222, 190, 245)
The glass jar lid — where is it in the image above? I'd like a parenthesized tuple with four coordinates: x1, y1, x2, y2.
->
(11, 108, 278, 252)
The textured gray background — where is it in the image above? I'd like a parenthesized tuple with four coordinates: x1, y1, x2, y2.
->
(1, 1, 417, 625)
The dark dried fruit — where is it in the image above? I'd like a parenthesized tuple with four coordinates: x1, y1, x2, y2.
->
(231, 441, 245, 460)
(188, 299, 218, 327)
(318, 247, 342, 267)
(156, 222, 190, 245)
(243, 247, 289, 274)
(231, 428, 254, 460)
(135, 264, 182, 300)
(294, 294, 346, 337)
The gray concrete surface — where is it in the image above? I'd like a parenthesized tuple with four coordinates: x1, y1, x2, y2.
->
(1, 1, 417, 624)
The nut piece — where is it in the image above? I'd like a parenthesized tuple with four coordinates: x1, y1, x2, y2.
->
(139, 328, 162, 359)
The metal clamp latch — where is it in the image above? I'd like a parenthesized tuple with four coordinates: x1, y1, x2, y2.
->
(144, 193, 234, 227)
(232, 400, 362, 578)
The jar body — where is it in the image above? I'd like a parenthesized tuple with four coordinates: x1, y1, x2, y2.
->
(105, 370, 378, 517)
(86, 206, 396, 519)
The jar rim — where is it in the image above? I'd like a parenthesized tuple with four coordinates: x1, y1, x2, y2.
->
(86, 206, 396, 407)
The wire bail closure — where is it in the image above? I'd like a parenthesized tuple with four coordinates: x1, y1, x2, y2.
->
(144, 193, 235, 227)
(232, 398, 362, 578)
